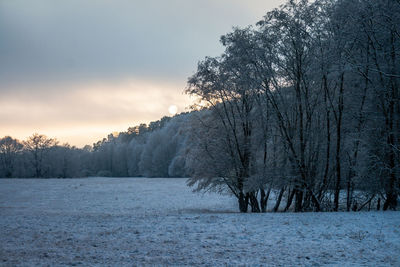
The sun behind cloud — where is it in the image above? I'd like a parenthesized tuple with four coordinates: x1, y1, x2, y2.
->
(168, 105, 178, 115)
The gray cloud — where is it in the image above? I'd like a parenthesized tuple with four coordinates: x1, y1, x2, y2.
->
(0, 0, 284, 87)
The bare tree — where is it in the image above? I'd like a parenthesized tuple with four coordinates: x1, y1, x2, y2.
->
(23, 133, 58, 178)
(0, 136, 23, 177)
(186, 33, 261, 212)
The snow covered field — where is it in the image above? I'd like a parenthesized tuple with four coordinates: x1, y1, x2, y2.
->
(0, 178, 399, 266)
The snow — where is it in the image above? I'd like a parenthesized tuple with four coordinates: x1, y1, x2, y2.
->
(0, 178, 399, 266)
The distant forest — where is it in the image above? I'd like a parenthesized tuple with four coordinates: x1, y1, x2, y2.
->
(1, 0, 399, 212)
(0, 114, 191, 179)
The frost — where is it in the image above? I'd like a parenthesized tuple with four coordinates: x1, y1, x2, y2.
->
(0, 178, 399, 266)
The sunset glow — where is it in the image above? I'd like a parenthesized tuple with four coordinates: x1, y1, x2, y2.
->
(0, 79, 192, 146)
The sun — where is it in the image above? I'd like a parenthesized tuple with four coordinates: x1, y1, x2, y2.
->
(168, 105, 178, 115)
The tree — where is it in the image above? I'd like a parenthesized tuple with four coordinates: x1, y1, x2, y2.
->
(255, 0, 325, 211)
(186, 28, 262, 212)
(23, 133, 58, 178)
(185, 0, 399, 212)
(0, 136, 23, 177)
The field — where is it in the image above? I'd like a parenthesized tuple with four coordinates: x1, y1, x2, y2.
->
(1, 178, 399, 266)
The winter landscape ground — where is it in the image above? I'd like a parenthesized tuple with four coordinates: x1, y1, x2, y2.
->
(0, 178, 399, 266)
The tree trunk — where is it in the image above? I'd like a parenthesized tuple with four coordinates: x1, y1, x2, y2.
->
(284, 189, 295, 212)
(334, 72, 344, 211)
(260, 188, 271, 213)
(238, 192, 249, 213)
(294, 189, 303, 212)
(273, 187, 285, 212)
(346, 175, 353, 212)
(383, 90, 397, 211)
(318, 74, 331, 202)
(303, 191, 310, 211)
(383, 184, 397, 211)
(249, 192, 261, 213)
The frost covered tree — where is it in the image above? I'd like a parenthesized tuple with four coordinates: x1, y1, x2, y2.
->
(139, 114, 189, 177)
(45, 144, 84, 178)
(353, 0, 400, 210)
(185, 0, 399, 212)
(186, 31, 262, 212)
(127, 139, 144, 177)
(23, 133, 58, 178)
(255, 0, 327, 211)
(0, 136, 23, 177)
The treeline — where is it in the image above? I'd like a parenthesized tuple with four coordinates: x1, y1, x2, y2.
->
(185, 0, 400, 212)
(0, 114, 192, 179)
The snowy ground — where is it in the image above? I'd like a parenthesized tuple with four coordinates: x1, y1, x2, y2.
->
(0, 178, 399, 266)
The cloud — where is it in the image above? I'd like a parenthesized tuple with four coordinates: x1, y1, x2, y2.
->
(0, 0, 285, 146)
(0, 0, 284, 87)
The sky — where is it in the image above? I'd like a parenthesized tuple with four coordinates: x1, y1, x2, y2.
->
(0, 0, 285, 147)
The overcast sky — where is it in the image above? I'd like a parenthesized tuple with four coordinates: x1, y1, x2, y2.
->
(0, 0, 285, 147)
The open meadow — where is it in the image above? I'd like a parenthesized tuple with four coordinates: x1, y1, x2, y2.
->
(1, 178, 399, 266)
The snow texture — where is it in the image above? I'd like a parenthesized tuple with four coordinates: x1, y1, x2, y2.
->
(0, 178, 399, 266)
